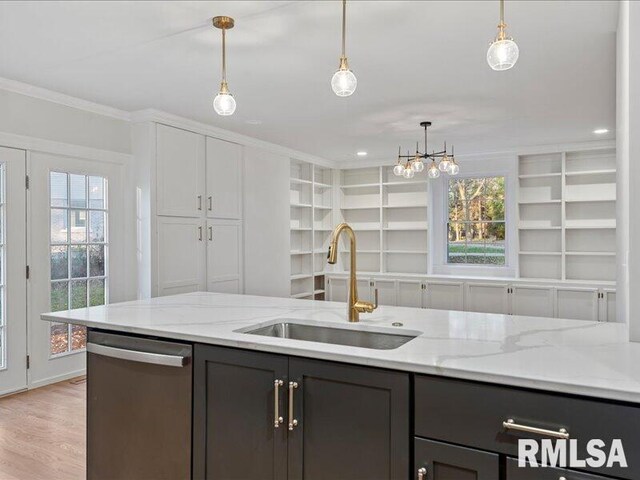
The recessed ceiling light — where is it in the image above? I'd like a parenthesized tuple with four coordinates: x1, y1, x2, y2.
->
(356, 151, 367, 157)
(593, 128, 609, 134)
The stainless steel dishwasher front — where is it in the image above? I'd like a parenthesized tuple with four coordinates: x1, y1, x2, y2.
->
(86, 330, 192, 480)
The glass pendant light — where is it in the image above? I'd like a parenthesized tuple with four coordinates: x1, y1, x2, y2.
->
(438, 142, 451, 172)
(487, 0, 519, 71)
(427, 159, 440, 179)
(403, 167, 415, 179)
(213, 16, 237, 116)
(331, 0, 357, 96)
(447, 146, 460, 175)
(393, 148, 404, 176)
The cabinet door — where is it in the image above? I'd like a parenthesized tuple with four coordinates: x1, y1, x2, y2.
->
(506, 458, 611, 479)
(511, 285, 554, 318)
(156, 124, 205, 217)
(193, 346, 288, 480)
(465, 283, 509, 314)
(425, 282, 464, 311)
(156, 216, 206, 296)
(600, 289, 616, 322)
(326, 276, 348, 302)
(206, 137, 242, 219)
(357, 278, 372, 303)
(398, 280, 424, 308)
(556, 287, 598, 321)
(415, 438, 499, 480)
(374, 279, 397, 306)
(288, 358, 409, 480)
(207, 220, 242, 293)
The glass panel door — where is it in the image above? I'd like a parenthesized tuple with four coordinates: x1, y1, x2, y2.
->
(0, 147, 27, 396)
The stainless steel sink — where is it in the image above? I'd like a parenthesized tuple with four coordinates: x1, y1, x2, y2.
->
(243, 322, 418, 350)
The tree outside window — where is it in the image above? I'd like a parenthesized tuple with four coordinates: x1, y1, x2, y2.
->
(447, 177, 506, 265)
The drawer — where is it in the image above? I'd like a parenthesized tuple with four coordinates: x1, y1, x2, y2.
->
(415, 375, 640, 480)
(506, 458, 612, 479)
(415, 438, 499, 480)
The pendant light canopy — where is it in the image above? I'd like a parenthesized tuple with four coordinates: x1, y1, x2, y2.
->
(331, 0, 357, 97)
(213, 16, 237, 116)
(487, 0, 519, 71)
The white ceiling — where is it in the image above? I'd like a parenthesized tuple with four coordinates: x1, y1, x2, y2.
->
(0, 1, 618, 163)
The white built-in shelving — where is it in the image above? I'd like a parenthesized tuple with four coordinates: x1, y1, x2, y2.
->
(518, 148, 616, 283)
(336, 166, 429, 275)
(290, 159, 334, 300)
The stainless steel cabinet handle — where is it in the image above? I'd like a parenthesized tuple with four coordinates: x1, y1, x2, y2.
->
(208, 226, 213, 241)
(503, 418, 570, 439)
(198, 226, 203, 241)
(197, 195, 202, 210)
(417, 467, 427, 480)
(208, 196, 213, 211)
(86, 343, 190, 367)
(274, 380, 284, 428)
(288, 381, 298, 430)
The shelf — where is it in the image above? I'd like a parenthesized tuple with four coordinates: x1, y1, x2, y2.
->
(291, 274, 313, 280)
(314, 289, 325, 295)
(383, 204, 428, 209)
(519, 226, 562, 230)
(565, 221, 616, 229)
(565, 197, 616, 203)
(340, 205, 379, 210)
(382, 227, 428, 231)
(290, 203, 312, 208)
(382, 180, 428, 186)
(518, 200, 561, 205)
(341, 250, 380, 254)
(340, 183, 380, 189)
(566, 251, 616, 257)
(314, 205, 332, 210)
(291, 291, 313, 299)
(383, 250, 428, 254)
(314, 227, 333, 232)
(290, 178, 312, 185)
(565, 169, 616, 177)
(314, 182, 332, 189)
(290, 251, 312, 255)
(519, 251, 562, 256)
(518, 173, 562, 179)
(290, 227, 312, 231)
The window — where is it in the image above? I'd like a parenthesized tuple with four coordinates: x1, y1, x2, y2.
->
(447, 177, 505, 265)
(49, 172, 108, 355)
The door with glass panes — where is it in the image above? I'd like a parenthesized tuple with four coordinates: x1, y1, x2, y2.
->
(0, 147, 27, 396)
(28, 152, 123, 387)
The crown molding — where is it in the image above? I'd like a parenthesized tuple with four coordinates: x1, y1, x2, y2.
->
(130, 109, 337, 168)
(0, 76, 131, 121)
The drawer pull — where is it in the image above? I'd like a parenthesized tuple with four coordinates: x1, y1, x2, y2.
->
(417, 467, 427, 479)
(288, 381, 299, 430)
(503, 418, 569, 439)
(274, 379, 284, 428)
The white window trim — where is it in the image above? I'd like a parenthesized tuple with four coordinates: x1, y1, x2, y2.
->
(430, 154, 518, 278)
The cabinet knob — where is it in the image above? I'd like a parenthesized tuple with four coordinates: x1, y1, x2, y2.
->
(417, 467, 427, 480)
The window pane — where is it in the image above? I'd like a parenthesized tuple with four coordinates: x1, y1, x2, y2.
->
(70, 280, 87, 309)
(89, 176, 105, 209)
(89, 211, 106, 242)
(70, 174, 87, 208)
(71, 325, 87, 351)
(485, 177, 505, 221)
(70, 210, 87, 243)
(50, 281, 69, 312)
(70, 245, 87, 278)
(50, 246, 68, 280)
(50, 172, 68, 207)
(89, 245, 105, 277)
(447, 222, 467, 263)
(89, 278, 106, 306)
(50, 209, 68, 243)
(50, 322, 69, 355)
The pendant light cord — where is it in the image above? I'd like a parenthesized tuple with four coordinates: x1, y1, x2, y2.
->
(221, 27, 227, 82)
(499, 0, 505, 25)
(341, 0, 347, 57)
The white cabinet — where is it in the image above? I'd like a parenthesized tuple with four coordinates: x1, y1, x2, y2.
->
(599, 289, 616, 322)
(156, 216, 206, 296)
(555, 287, 599, 321)
(373, 279, 396, 306)
(466, 283, 510, 314)
(426, 281, 464, 311)
(156, 124, 205, 217)
(207, 220, 242, 293)
(511, 285, 554, 318)
(206, 137, 243, 219)
(397, 280, 423, 308)
(327, 277, 348, 302)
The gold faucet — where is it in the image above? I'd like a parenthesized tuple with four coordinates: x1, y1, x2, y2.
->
(327, 223, 378, 322)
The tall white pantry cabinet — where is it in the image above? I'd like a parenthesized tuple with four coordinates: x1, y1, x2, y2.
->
(133, 122, 243, 298)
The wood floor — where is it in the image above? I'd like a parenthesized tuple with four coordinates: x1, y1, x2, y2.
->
(0, 378, 86, 480)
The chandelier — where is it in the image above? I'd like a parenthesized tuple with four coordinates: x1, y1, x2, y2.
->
(392, 122, 459, 179)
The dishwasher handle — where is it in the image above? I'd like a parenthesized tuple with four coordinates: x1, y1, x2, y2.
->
(87, 342, 190, 367)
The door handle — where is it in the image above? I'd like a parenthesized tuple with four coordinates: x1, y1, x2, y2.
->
(197, 195, 202, 210)
(274, 379, 284, 428)
(208, 226, 213, 241)
(503, 418, 569, 439)
(288, 381, 298, 430)
(198, 226, 203, 241)
(417, 467, 427, 479)
(208, 196, 213, 211)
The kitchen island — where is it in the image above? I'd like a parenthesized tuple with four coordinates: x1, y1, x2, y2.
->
(43, 292, 640, 480)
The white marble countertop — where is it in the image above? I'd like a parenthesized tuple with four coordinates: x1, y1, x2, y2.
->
(42, 292, 640, 404)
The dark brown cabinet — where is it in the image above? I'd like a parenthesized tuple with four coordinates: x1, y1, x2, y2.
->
(193, 345, 409, 480)
(506, 458, 612, 479)
(414, 438, 499, 480)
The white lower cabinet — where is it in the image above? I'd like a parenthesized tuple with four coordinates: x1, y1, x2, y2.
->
(397, 280, 423, 308)
(601, 289, 616, 322)
(425, 281, 464, 311)
(207, 220, 242, 293)
(327, 277, 348, 302)
(555, 287, 599, 321)
(511, 285, 554, 318)
(157, 216, 207, 296)
(466, 283, 510, 315)
(374, 279, 397, 306)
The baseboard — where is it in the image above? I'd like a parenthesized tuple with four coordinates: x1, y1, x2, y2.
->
(28, 368, 87, 390)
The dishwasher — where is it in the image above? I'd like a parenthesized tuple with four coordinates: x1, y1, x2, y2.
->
(86, 330, 192, 480)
